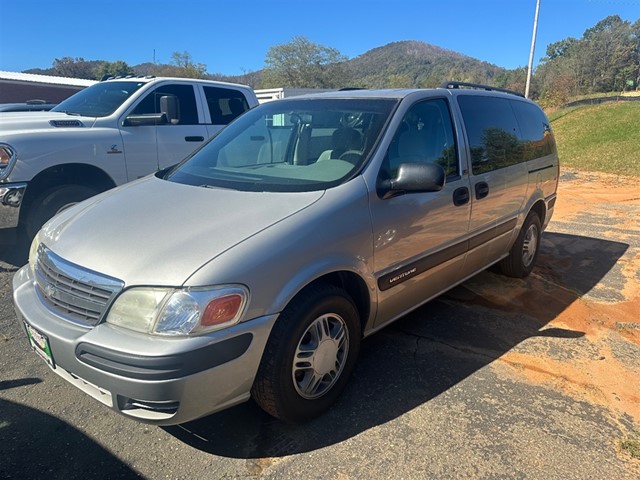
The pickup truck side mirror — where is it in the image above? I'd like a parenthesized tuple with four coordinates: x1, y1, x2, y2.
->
(123, 113, 168, 127)
(123, 95, 180, 127)
(160, 95, 180, 125)
(378, 162, 446, 199)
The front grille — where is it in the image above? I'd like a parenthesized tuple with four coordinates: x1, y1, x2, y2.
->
(34, 244, 124, 327)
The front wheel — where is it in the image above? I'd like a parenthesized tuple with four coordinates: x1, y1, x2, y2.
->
(496, 212, 542, 278)
(26, 185, 98, 239)
(252, 284, 361, 423)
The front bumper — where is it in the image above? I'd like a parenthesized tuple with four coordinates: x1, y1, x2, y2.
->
(0, 182, 27, 229)
(13, 265, 277, 425)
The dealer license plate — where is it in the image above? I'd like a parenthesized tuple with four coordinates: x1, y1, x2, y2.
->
(24, 322, 55, 368)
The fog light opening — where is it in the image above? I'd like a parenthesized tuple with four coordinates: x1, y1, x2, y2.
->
(119, 397, 180, 418)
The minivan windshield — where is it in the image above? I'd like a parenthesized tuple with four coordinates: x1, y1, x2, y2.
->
(51, 81, 146, 117)
(167, 98, 398, 192)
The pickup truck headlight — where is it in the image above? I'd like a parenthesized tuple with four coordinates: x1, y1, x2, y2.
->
(106, 285, 249, 336)
(0, 143, 17, 180)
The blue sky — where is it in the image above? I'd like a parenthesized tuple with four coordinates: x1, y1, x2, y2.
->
(1, 0, 638, 75)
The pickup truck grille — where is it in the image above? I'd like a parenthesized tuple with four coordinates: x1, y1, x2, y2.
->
(34, 245, 124, 327)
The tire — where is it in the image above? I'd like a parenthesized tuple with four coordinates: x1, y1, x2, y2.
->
(26, 185, 98, 239)
(496, 212, 542, 278)
(252, 284, 361, 423)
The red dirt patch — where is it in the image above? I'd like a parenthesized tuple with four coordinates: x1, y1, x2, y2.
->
(471, 170, 640, 425)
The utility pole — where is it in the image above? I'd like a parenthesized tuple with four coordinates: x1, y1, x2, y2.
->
(525, 0, 541, 99)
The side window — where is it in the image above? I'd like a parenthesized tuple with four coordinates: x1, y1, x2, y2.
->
(386, 98, 458, 178)
(458, 96, 522, 174)
(203, 86, 250, 125)
(511, 100, 555, 160)
(132, 84, 199, 125)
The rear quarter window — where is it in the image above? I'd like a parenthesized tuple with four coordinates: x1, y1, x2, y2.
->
(458, 95, 523, 174)
(511, 100, 556, 160)
(203, 86, 250, 125)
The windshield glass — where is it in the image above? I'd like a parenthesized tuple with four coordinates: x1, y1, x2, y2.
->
(167, 97, 398, 192)
(51, 81, 146, 117)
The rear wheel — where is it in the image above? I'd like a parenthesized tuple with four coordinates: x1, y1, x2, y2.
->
(496, 212, 542, 278)
(26, 185, 98, 238)
(252, 284, 361, 423)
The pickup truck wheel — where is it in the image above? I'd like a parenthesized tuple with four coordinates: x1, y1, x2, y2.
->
(26, 185, 98, 238)
(496, 212, 541, 278)
(252, 284, 361, 423)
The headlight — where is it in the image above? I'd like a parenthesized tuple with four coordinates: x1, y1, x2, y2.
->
(28, 230, 42, 276)
(106, 285, 249, 336)
(0, 143, 17, 180)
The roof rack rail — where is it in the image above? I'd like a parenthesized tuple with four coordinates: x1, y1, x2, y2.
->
(439, 81, 524, 98)
(101, 74, 156, 82)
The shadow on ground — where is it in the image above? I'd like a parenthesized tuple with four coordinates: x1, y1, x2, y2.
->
(0, 228, 29, 269)
(0, 396, 140, 479)
(164, 231, 628, 458)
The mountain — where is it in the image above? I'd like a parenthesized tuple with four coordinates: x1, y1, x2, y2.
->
(217, 40, 513, 89)
(22, 40, 517, 90)
(341, 40, 508, 88)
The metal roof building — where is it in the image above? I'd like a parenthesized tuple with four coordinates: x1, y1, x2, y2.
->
(0, 71, 96, 103)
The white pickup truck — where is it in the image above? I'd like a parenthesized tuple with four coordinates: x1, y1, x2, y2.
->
(0, 76, 258, 240)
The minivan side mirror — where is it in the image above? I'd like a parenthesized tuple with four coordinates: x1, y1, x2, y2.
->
(378, 162, 446, 199)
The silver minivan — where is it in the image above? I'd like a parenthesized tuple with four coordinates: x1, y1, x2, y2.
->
(13, 83, 558, 425)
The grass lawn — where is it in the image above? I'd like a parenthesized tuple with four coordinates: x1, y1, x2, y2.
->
(550, 102, 640, 177)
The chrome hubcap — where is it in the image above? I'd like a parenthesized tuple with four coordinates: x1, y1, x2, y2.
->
(522, 223, 539, 267)
(292, 313, 349, 399)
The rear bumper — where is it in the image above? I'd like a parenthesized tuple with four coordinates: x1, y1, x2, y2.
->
(13, 265, 278, 425)
(0, 182, 27, 229)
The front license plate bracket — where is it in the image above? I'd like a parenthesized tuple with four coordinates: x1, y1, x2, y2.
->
(24, 322, 55, 368)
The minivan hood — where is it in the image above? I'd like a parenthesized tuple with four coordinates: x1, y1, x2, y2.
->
(41, 176, 324, 286)
(0, 111, 94, 132)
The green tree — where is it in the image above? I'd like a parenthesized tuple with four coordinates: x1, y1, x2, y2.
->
(170, 51, 207, 78)
(629, 19, 640, 88)
(150, 51, 207, 79)
(94, 60, 134, 80)
(583, 15, 636, 92)
(536, 46, 585, 105)
(494, 67, 529, 96)
(535, 14, 640, 101)
(262, 36, 348, 88)
(52, 57, 95, 79)
(544, 38, 579, 61)
(386, 73, 413, 88)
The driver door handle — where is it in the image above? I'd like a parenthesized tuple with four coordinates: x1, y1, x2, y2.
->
(453, 187, 470, 206)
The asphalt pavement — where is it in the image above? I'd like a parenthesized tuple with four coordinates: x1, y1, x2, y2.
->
(1, 172, 638, 479)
